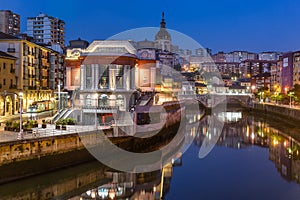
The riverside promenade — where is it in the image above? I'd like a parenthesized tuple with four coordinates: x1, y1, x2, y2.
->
(0, 110, 112, 143)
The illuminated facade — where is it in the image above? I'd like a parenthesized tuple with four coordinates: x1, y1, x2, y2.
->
(293, 51, 300, 86)
(66, 40, 137, 124)
(0, 50, 17, 116)
(27, 13, 65, 48)
(0, 32, 64, 112)
(0, 10, 20, 36)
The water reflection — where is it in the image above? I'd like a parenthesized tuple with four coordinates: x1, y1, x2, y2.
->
(1, 111, 300, 199)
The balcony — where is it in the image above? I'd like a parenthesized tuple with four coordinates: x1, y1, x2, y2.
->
(9, 84, 17, 89)
(28, 86, 37, 90)
(7, 48, 15, 53)
(81, 105, 119, 114)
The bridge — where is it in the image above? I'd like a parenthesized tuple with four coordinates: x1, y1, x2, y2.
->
(178, 93, 253, 108)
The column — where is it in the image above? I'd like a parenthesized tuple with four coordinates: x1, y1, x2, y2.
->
(109, 65, 116, 90)
(91, 64, 95, 90)
(80, 65, 85, 90)
(95, 64, 99, 90)
(66, 67, 71, 88)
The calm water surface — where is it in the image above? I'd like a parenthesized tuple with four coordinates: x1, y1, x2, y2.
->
(1, 111, 300, 200)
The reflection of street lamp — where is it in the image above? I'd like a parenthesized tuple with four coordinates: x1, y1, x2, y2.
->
(259, 91, 264, 103)
(251, 85, 256, 93)
(18, 92, 23, 139)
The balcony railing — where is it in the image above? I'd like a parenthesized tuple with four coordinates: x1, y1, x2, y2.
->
(81, 105, 119, 113)
(7, 48, 15, 53)
(9, 84, 17, 89)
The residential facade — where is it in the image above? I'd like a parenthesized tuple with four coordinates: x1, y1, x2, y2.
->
(0, 10, 20, 36)
(293, 51, 300, 86)
(281, 52, 294, 93)
(0, 50, 17, 116)
(27, 13, 65, 48)
(0, 32, 64, 112)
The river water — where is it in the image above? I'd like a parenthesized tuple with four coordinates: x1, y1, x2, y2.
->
(1, 110, 300, 200)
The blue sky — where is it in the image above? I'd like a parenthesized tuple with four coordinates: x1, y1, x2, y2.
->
(1, 0, 299, 53)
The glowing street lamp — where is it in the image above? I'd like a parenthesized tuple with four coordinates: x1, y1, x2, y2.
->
(17, 92, 23, 140)
(289, 91, 295, 107)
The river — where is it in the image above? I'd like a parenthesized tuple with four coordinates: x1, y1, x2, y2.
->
(1, 110, 300, 200)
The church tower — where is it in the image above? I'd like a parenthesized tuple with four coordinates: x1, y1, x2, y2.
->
(155, 12, 171, 52)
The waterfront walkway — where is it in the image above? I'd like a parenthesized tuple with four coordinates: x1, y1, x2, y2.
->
(0, 124, 112, 143)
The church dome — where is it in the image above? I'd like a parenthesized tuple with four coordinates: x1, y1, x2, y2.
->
(155, 28, 171, 40)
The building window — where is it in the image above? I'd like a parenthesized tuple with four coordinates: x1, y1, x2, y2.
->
(116, 65, 124, 89)
(3, 63, 6, 69)
(85, 65, 92, 89)
(3, 79, 5, 85)
(98, 65, 109, 89)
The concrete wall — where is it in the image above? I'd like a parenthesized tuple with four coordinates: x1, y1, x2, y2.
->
(0, 130, 112, 183)
(253, 103, 300, 121)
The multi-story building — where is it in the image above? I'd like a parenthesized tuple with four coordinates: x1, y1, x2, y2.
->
(0, 32, 64, 112)
(225, 51, 258, 63)
(27, 13, 65, 48)
(293, 51, 300, 86)
(195, 48, 212, 57)
(215, 62, 241, 76)
(251, 72, 271, 91)
(0, 10, 20, 36)
(281, 52, 294, 93)
(241, 60, 277, 78)
(259, 52, 281, 61)
(65, 40, 137, 124)
(271, 58, 282, 92)
(0, 50, 17, 116)
(212, 52, 226, 63)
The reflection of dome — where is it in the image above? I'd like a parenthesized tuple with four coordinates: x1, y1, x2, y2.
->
(155, 12, 171, 41)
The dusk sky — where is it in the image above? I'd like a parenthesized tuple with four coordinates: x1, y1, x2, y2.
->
(1, 0, 299, 54)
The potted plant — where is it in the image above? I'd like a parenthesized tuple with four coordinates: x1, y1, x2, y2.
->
(42, 119, 47, 128)
(4, 121, 12, 131)
(61, 119, 67, 130)
(66, 118, 76, 125)
(55, 119, 62, 130)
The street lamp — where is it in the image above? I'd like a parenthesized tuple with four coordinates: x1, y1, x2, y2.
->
(18, 92, 23, 139)
(289, 91, 294, 108)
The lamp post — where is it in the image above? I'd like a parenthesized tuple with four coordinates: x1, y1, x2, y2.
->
(289, 91, 294, 108)
(18, 92, 23, 140)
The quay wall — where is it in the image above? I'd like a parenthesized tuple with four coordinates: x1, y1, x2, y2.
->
(252, 103, 300, 121)
(0, 130, 111, 183)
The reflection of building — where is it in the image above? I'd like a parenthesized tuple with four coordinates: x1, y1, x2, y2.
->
(27, 13, 65, 48)
(0, 10, 20, 36)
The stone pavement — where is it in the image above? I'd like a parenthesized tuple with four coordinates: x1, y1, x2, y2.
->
(0, 124, 112, 143)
